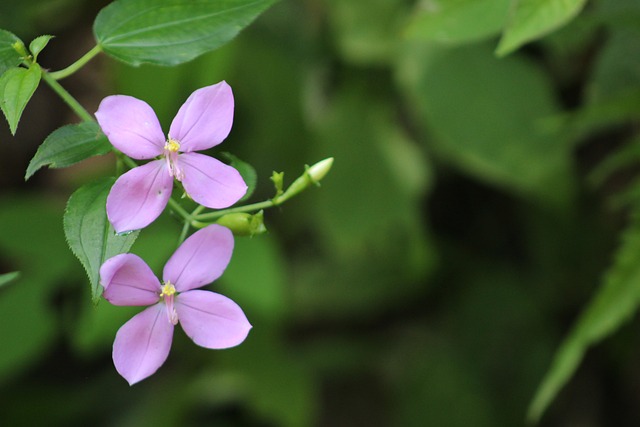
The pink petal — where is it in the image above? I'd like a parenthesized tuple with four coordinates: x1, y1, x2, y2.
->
(107, 160, 173, 233)
(168, 82, 234, 152)
(112, 304, 174, 385)
(100, 253, 161, 306)
(95, 95, 165, 159)
(175, 290, 251, 349)
(163, 224, 234, 292)
(178, 152, 247, 209)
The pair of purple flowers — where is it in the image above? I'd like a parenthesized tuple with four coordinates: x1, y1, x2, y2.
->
(96, 82, 251, 385)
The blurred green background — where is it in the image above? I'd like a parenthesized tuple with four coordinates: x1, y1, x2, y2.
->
(2, 0, 640, 426)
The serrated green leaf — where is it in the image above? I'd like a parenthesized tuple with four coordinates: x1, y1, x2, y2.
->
(28, 35, 53, 61)
(64, 178, 140, 303)
(222, 152, 257, 201)
(496, 0, 588, 56)
(0, 29, 22, 76)
(0, 271, 19, 288)
(528, 211, 640, 422)
(25, 122, 111, 180)
(405, 0, 510, 45)
(94, 0, 278, 66)
(0, 64, 40, 135)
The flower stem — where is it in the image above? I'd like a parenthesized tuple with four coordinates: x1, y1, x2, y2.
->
(41, 72, 94, 122)
(177, 220, 190, 246)
(167, 197, 191, 221)
(195, 199, 278, 221)
(194, 157, 334, 222)
(48, 45, 103, 80)
(118, 154, 138, 170)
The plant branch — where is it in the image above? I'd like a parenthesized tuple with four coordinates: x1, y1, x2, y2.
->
(195, 199, 278, 221)
(41, 72, 93, 122)
(48, 45, 103, 80)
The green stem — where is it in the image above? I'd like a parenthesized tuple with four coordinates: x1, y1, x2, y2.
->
(115, 157, 124, 177)
(167, 197, 191, 221)
(177, 220, 190, 246)
(119, 154, 138, 170)
(195, 199, 278, 221)
(41, 72, 93, 122)
(192, 205, 206, 216)
(48, 45, 103, 80)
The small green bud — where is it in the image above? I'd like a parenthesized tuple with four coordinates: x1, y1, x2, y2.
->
(215, 211, 267, 237)
(12, 41, 28, 58)
(279, 157, 334, 203)
(307, 157, 334, 183)
(270, 171, 284, 198)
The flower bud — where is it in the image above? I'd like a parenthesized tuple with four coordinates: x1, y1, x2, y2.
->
(278, 157, 334, 203)
(307, 157, 334, 183)
(12, 41, 28, 59)
(215, 211, 267, 237)
(270, 171, 284, 198)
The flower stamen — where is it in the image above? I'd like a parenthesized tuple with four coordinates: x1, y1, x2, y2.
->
(163, 139, 184, 181)
(160, 281, 178, 325)
(164, 138, 181, 152)
(160, 281, 176, 297)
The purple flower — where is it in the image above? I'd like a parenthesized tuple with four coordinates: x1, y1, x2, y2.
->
(99, 224, 251, 385)
(95, 82, 247, 233)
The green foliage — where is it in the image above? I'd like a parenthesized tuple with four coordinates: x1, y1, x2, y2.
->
(497, 0, 588, 56)
(0, 271, 19, 288)
(63, 178, 140, 303)
(290, 81, 436, 321)
(0, 29, 22, 75)
(398, 43, 573, 205)
(0, 64, 40, 135)
(221, 235, 287, 323)
(528, 211, 640, 422)
(1, 0, 639, 425)
(27, 34, 53, 61)
(327, 0, 407, 64)
(94, 0, 278, 66)
(25, 122, 111, 180)
(222, 152, 257, 202)
(214, 328, 318, 427)
(0, 197, 73, 384)
(587, 29, 640, 103)
(405, 0, 510, 45)
(392, 337, 498, 427)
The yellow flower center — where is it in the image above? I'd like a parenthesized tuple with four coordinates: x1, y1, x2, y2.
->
(160, 281, 176, 297)
(164, 138, 180, 153)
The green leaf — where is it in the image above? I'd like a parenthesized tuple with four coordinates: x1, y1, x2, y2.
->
(528, 211, 640, 423)
(327, 0, 407, 64)
(0, 64, 41, 135)
(586, 31, 640, 104)
(221, 235, 287, 321)
(405, 0, 510, 45)
(221, 152, 257, 201)
(0, 29, 23, 75)
(0, 271, 19, 288)
(64, 178, 140, 303)
(496, 0, 588, 56)
(0, 195, 72, 384)
(94, 0, 278, 66)
(293, 82, 436, 322)
(398, 43, 573, 205)
(25, 122, 112, 180)
(28, 35, 53, 61)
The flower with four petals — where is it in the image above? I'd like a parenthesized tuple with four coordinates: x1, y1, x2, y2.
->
(100, 224, 252, 385)
(95, 81, 247, 233)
